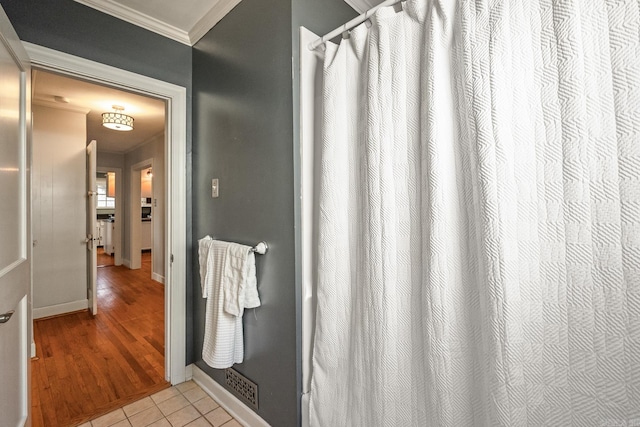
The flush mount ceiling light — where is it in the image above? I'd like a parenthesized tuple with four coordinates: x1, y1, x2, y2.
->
(102, 105, 134, 131)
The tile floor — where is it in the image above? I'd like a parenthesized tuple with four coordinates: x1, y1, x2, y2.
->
(79, 381, 242, 427)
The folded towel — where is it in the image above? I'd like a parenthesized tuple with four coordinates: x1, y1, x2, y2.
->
(223, 242, 261, 317)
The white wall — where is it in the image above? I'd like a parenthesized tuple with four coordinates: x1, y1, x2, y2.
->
(32, 105, 88, 316)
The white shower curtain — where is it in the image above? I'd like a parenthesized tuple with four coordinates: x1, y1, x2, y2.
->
(309, 0, 640, 426)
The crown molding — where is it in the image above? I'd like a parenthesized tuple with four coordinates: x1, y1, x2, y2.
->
(188, 0, 242, 45)
(73, 0, 192, 46)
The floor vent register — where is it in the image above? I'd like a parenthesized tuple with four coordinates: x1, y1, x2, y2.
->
(225, 367, 259, 409)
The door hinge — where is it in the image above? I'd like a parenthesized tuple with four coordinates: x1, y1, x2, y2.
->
(170, 254, 174, 263)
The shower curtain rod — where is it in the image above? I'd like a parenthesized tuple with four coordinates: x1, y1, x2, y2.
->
(308, 0, 404, 51)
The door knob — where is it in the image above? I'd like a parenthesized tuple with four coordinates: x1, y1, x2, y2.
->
(0, 311, 14, 324)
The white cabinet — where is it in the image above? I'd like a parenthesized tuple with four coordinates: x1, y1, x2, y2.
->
(141, 220, 152, 251)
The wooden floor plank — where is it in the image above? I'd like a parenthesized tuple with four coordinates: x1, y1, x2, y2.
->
(31, 251, 169, 427)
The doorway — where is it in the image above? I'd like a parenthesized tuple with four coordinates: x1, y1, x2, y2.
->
(27, 42, 187, 388)
(31, 68, 171, 421)
(129, 159, 153, 271)
(96, 167, 122, 268)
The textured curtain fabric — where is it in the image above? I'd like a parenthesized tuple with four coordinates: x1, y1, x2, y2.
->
(309, 0, 640, 426)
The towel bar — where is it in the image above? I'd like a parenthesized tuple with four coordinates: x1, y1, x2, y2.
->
(250, 241, 268, 255)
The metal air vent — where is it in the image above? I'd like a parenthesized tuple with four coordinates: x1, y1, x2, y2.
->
(225, 368, 258, 409)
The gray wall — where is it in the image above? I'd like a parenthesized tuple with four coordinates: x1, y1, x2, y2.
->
(192, 0, 355, 426)
(192, 0, 297, 425)
(1, 0, 195, 357)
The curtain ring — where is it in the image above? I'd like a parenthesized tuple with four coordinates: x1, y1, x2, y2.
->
(341, 23, 350, 39)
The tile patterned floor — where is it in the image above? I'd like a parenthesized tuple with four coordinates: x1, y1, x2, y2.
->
(79, 381, 242, 427)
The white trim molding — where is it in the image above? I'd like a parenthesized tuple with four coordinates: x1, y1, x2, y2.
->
(152, 272, 165, 284)
(74, 0, 191, 45)
(191, 365, 271, 427)
(73, 0, 242, 46)
(25, 42, 188, 386)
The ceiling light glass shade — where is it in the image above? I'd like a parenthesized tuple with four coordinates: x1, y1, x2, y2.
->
(102, 111, 134, 131)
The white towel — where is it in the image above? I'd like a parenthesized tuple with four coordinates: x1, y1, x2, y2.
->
(197, 236, 261, 369)
(198, 235, 213, 299)
(223, 243, 261, 316)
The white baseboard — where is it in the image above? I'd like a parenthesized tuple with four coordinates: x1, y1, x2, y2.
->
(123, 258, 131, 268)
(33, 299, 88, 319)
(191, 364, 270, 427)
(31, 341, 37, 359)
(152, 272, 165, 284)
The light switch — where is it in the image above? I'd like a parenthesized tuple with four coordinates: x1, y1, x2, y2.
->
(211, 178, 219, 198)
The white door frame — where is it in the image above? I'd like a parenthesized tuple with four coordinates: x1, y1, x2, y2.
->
(87, 140, 98, 315)
(25, 42, 187, 385)
(130, 158, 153, 270)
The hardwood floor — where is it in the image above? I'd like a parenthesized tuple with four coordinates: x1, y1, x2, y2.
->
(31, 251, 168, 427)
(97, 247, 114, 267)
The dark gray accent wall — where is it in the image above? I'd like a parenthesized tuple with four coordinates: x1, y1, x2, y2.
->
(192, 0, 356, 426)
(192, 0, 297, 425)
(1, 0, 195, 360)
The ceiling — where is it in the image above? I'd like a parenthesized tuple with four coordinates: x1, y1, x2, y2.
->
(72, 0, 379, 45)
(33, 69, 166, 154)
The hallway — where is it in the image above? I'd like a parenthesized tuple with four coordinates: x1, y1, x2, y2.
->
(31, 252, 168, 426)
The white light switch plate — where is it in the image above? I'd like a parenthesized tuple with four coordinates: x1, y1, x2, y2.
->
(212, 178, 219, 198)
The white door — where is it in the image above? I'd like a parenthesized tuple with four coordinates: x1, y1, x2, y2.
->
(0, 5, 31, 426)
(86, 140, 97, 315)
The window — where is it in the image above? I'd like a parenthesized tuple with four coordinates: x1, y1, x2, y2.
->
(97, 177, 115, 208)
